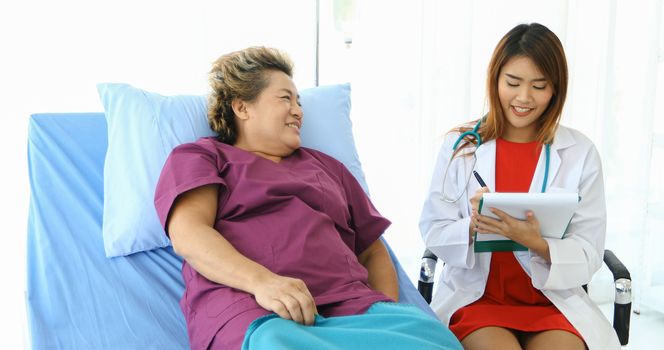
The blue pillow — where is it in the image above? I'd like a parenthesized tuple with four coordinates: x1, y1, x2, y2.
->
(98, 82, 367, 257)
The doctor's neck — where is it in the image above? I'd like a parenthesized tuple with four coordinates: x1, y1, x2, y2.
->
(502, 125, 538, 143)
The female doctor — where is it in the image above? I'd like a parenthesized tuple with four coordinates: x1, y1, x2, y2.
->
(419, 23, 620, 350)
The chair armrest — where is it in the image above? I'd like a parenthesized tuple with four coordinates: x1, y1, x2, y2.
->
(418, 249, 438, 304)
(603, 249, 631, 281)
(604, 249, 631, 346)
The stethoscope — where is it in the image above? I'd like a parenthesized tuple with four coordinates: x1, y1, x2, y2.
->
(441, 118, 551, 203)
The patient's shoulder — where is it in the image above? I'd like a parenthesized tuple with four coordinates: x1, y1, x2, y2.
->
(172, 137, 248, 158)
(166, 137, 243, 170)
(170, 136, 221, 154)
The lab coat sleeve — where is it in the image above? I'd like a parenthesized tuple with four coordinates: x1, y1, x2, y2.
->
(419, 135, 475, 269)
(530, 144, 606, 290)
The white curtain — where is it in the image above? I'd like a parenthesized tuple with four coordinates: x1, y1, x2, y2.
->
(333, 0, 664, 311)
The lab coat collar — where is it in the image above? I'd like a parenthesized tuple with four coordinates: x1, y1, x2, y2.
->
(529, 125, 576, 193)
(474, 125, 576, 194)
(550, 125, 575, 150)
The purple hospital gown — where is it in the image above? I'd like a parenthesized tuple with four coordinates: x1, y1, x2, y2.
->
(154, 137, 392, 350)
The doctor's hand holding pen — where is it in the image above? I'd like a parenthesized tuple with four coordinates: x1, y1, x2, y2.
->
(468, 187, 490, 242)
(468, 171, 491, 243)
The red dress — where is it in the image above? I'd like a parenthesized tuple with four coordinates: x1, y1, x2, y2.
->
(449, 138, 582, 340)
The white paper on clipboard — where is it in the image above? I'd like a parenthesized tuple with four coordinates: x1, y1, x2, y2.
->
(477, 192, 579, 242)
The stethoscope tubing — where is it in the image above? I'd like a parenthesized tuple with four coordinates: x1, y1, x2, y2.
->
(442, 119, 550, 203)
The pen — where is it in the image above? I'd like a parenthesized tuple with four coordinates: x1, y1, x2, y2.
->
(473, 170, 488, 189)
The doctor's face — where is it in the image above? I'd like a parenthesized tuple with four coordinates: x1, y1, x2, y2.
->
(498, 56, 554, 142)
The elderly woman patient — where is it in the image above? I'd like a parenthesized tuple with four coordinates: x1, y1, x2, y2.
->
(154, 46, 461, 350)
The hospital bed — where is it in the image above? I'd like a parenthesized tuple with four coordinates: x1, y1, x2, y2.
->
(26, 111, 434, 349)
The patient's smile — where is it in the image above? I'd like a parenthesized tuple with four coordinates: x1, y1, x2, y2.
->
(286, 122, 300, 131)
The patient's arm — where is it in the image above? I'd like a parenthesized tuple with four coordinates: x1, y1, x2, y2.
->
(358, 239, 399, 301)
(168, 184, 318, 325)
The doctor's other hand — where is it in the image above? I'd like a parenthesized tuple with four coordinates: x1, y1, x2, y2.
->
(252, 272, 318, 326)
(469, 187, 491, 240)
(475, 208, 551, 262)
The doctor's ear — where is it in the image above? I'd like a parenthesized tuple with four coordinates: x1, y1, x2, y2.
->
(231, 98, 250, 120)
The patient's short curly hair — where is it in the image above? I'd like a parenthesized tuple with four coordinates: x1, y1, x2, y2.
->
(208, 46, 294, 144)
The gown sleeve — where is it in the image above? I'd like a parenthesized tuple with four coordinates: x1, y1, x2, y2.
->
(338, 163, 391, 255)
(154, 140, 227, 236)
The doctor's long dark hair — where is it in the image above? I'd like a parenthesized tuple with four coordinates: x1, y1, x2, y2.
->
(452, 23, 568, 154)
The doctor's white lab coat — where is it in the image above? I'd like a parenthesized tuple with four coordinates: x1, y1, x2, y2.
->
(419, 125, 620, 350)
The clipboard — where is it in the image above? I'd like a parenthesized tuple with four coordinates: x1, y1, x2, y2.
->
(474, 192, 579, 252)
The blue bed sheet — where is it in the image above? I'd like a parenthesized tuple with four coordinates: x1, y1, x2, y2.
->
(26, 113, 434, 349)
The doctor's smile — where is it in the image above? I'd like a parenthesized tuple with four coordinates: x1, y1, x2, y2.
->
(510, 105, 534, 117)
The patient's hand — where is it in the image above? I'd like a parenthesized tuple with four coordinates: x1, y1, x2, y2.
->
(253, 273, 318, 326)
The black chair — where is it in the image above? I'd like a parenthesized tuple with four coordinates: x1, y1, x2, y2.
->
(418, 249, 631, 346)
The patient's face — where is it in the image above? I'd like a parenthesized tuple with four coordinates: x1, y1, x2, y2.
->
(235, 70, 303, 162)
